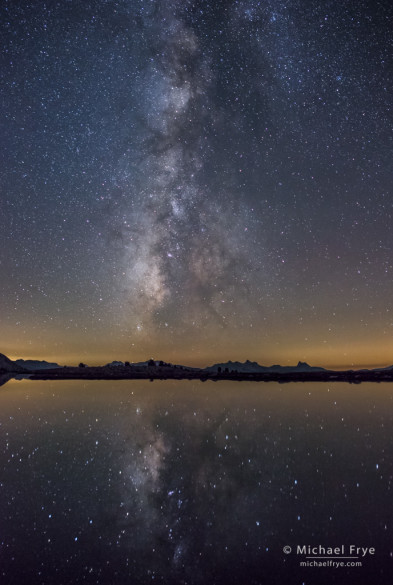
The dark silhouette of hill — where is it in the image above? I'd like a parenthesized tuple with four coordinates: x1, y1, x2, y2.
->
(0, 353, 27, 374)
(3, 352, 393, 384)
(15, 359, 61, 370)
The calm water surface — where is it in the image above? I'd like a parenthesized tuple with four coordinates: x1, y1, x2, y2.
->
(0, 379, 392, 584)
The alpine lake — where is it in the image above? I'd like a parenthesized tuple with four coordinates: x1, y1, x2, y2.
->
(1, 378, 392, 584)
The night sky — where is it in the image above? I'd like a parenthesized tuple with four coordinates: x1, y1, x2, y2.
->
(1, 0, 392, 368)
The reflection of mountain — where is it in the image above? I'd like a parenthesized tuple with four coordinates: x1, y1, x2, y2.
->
(0, 353, 27, 374)
(0, 374, 12, 388)
(205, 360, 326, 373)
(15, 359, 61, 370)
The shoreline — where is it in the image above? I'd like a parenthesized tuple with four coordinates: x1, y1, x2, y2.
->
(22, 365, 393, 383)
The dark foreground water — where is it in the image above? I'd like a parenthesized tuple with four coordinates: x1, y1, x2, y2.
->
(0, 379, 392, 585)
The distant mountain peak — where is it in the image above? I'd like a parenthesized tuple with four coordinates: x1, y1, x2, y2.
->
(0, 353, 28, 373)
(15, 359, 61, 371)
(205, 359, 326, 373)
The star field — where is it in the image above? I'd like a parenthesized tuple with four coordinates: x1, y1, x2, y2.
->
(0, 379, 391, 584)
(1, 0, 392, 366)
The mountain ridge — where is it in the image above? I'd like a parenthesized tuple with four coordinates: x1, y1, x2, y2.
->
(204, 360, 326, 373)
(15, 359, 62, 370)
(3, 352, 393, 377)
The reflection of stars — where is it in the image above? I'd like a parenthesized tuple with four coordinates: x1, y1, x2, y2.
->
(1, 379, 391, 582)
(121, 429, 171, 504)
(173, 542, 187, 567)
(142, 435, 170, 484)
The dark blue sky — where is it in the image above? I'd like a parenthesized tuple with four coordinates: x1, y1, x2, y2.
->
(1, 0, 392, 367)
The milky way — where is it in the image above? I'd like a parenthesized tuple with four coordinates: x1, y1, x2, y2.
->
(114, 1, 265, 337)
(1, 0, 392, 366)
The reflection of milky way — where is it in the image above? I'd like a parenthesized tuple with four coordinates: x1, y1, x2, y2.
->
(1, 380, 392, 584)
(113, 402, 282, 578)
(89, 382, 392, 584)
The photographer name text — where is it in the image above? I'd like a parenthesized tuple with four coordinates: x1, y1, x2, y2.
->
(297, 545, 375, 557)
